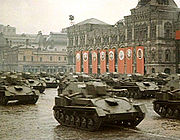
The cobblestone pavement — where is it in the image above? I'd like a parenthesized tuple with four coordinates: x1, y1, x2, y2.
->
(0, 88, 180, 140)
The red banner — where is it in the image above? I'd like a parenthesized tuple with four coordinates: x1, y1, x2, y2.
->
(76, 51, 81, 73)
(100, 50, 106, 74)
(109, 49, 115, 73)
(118, 48, 125, 74)
(126, 47, 133, 74)
(92, 51, 98, 74)
(82, 51, 89, 74)
(136, 46, 144, 75)
(176, 30, 180, 40)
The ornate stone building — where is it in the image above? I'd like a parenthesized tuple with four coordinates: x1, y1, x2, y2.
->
(67, 0, 180, 74)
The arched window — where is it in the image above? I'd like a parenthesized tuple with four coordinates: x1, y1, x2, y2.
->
(165, 49, 171, 61)
(164, 22, 172, 39)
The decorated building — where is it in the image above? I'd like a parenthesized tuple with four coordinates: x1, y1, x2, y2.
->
(0, 25, 68, 73)
(67, 0, 180, 75)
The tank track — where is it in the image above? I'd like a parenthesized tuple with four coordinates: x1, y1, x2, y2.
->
(153, 100, 180, 119)
(103, 115, 144, 128)
(53, 106, 102, 131)
(53, 106, 145, 130)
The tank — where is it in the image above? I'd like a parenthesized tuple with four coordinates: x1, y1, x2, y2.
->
(153, 74, 180, 119)
(26, 79, 46, 93)
(144, 73, 169, 86)
(0, 75, 39, 105)
(53, 80, 146, 131)
(39, 72, 59, 88)
(102, 73, 159, 99)
(22, 72, 46, 93)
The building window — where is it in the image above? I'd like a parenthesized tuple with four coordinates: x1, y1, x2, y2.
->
(127, 27, 132, 41)
(164, 68, 171, 74)
(151, 24, 156, 39)
(164, 22, 172, 39)
(75, 36, 78, 46)
(23, 56, 26, 61)
(64, 57, 66, 61)
(165, 49, 171, 61)
(142, 24, 148, 40)
(50, 56, 52, 61)
(59, 57, 61, 61)
(31, 56, 34, 62)
(134, 25, 139, 40)
(157, 0, 169, 5)
(40, 57, 42, 62)
(152, 68, 155, 73)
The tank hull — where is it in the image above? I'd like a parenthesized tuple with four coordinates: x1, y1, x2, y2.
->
(0, 94, 39, 105)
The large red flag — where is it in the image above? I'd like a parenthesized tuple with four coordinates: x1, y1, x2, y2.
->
(76, 51, 81, 72)
(118, 48, 125, 74)
(92, 50, 98, 74)
(109, 49, 115, 73)
(136, 46, 144, 75)
(100, 50, 106, 74)
(126, 47, 133, 74)
(82, 51, 89, 74)
(176, 30, 180, 40)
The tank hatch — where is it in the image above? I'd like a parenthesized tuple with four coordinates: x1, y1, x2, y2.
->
(105, 98, 118, 106)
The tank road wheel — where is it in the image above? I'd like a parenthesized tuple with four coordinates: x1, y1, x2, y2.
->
(86, 115, 102, 131)
(174, 109, 179, 118)
(81, 117, 87, 128)
(154, 104, 160, 113)
(134, 92, 138, 99)
(167, 108, 173, 118)
(70, 115, 75, 126)
(59, 113, 65, 124)
(65, 115, 70, 125)
(87, 118, 94, 129)
(130, 92, 134, 98)
(75, 116, 81, 128)
(0, 96, 8, 105)
(161, 107, 167, 117)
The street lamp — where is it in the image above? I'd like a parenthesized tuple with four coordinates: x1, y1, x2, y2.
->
(2, 59, 5, 71)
